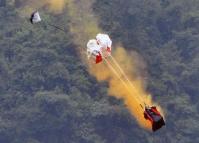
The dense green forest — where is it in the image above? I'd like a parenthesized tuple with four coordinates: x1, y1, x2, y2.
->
(0, 0, 199, 143)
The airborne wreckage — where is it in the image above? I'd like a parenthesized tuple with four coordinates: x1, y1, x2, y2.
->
(30, 11, 165, 132)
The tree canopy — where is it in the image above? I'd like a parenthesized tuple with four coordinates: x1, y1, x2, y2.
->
(0, 0, 198, 142)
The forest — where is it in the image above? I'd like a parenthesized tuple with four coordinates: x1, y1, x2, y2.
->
(0, 0, 199, 142)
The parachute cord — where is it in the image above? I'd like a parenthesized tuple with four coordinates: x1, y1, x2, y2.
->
(45, 21, 67, 33)
(110, 55, 144, 103)
(103, 57, 144, 111)
(45, 21, 87, 64)
(109, 55, 146, 106)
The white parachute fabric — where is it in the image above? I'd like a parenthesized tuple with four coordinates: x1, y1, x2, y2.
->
(87, 34, 112, 63)
(30, 11, 41, 24)
(87, 39, 101, 59)
(96, 33, 112, 50)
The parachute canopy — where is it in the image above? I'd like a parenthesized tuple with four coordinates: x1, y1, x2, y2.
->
(87, 33, 112, 64)
(30, 11, 41, 24)
(87, 39, 102, 64)
(96, 33, 112, 52)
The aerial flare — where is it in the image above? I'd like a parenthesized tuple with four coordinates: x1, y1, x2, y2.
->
(87, 33, 112, 64)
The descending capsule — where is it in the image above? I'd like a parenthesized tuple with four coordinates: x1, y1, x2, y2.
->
(144, 106, 165, 132)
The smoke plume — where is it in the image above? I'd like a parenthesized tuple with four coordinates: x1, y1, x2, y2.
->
(20, 0, 164, 129)
(66, 0, 165, 129)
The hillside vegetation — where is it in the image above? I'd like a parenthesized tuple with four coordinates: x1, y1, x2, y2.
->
(0, 0, 198, 143)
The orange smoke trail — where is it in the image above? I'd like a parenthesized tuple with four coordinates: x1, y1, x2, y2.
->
(89, 47, 156, 129)
(21, 0, 165, 129)
(65, 0, 165, 129)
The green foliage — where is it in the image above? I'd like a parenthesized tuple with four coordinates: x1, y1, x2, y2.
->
(0, 0, 198, 143)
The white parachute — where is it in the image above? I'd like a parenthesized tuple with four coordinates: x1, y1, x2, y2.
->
(96, 33, 112, 53)
(87, 33, 112, 64)
(87, 39, 102, 63)
(30, 11, 41, 24)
